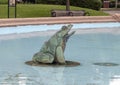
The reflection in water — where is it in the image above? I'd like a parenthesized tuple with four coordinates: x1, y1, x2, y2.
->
(30, 66, 79, 85)
(31, 66, 66, 85)
(110, 76, 120, 85)
(1, 73, 28, 85)
(18, 77, 27, 85)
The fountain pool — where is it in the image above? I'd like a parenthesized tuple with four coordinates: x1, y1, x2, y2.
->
(0, 22, 120, 85)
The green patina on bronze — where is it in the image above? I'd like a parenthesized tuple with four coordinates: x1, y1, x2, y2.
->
(32, 24, 76, 64)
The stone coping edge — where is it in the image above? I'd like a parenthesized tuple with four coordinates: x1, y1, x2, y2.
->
(0, 16, 119, 27)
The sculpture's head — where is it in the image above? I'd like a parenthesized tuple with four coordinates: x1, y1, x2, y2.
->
(57, 24, 75, 38)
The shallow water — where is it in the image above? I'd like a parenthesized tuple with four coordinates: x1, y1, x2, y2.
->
(0, 30, 120, 85)
(0, 22, 120, 85)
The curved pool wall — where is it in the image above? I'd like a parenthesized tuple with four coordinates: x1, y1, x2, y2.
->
(0, 22, 120, 35)
(0, 22, 120, 85)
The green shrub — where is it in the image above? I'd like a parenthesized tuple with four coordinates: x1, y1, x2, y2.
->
(35, 0, 59, 4)
(35, 0, 45, 4)
(70, 0, 102, 10)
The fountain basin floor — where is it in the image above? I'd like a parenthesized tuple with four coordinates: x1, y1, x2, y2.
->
(0, 23, 120, 85)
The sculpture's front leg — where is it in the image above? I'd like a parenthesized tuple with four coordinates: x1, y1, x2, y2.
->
(55, 46, 66, 64)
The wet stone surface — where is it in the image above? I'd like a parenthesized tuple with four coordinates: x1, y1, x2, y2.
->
(25, 60, 80, 67)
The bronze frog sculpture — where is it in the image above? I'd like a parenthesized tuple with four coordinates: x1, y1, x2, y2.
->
(32, 24, 75, 64)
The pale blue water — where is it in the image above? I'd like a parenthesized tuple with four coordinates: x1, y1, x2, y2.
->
(0, 23, 120, 85)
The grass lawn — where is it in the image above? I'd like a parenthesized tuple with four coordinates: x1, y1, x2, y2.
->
(0, 0, 7, 4)
(0, 4, 109, 18)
